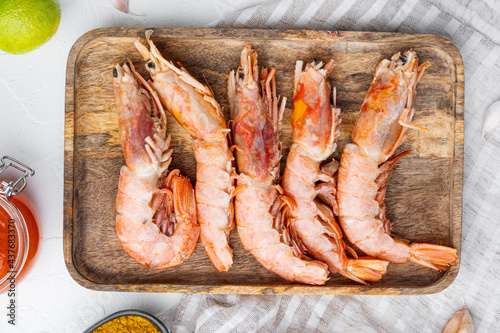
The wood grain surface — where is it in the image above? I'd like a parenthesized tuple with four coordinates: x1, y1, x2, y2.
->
(64, 28, 464, 294)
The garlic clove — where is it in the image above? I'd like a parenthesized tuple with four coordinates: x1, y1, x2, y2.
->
(109, 0, 131, 14)
(482, 100, 500, 140)
(442, 306, 473, 333)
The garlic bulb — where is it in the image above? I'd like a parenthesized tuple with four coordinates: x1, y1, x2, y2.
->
(482, 100, 500, 139)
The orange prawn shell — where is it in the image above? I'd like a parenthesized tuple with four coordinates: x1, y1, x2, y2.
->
(352, 58, 417, 164)
(150, 71, 227, 141)
(113, 61, 200, 270)
(292, 66, 333, 160)
(134, 32, 234, 272)
(113, 64, 155, 172)
(337, 50, 457, 270)
(232, 87, 279, 183)
(280, 60, 390, 285)
(229, 47, 330, 285)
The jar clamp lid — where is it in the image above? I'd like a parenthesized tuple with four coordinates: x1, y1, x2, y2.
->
(0, 156, 35, 198)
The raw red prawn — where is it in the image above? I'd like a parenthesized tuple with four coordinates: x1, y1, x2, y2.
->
(229, 46, 329, 285)
(134, 31, 234, 272)
(113, 60, 199, 268)
(281, 59, 389, 285)
(337, 50, 457, 270)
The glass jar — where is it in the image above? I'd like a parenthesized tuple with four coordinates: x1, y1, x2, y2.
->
(0, 156, 41, 293)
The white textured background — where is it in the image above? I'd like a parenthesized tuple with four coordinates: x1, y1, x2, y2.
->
(0, 1, 267, 332)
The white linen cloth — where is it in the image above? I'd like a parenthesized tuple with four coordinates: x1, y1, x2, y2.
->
(172, 0, 500, 332)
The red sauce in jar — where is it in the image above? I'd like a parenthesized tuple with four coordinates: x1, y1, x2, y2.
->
(0, 193, 41, 292)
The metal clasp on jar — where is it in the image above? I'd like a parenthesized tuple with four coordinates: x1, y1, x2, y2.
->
(0, 156, 35, 198)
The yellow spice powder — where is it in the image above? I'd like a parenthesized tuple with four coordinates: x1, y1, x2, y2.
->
(92, 315, 161, 333)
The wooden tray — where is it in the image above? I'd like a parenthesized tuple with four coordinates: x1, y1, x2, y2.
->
(64, 28, 463, 295)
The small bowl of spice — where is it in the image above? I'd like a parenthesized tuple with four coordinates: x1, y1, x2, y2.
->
(83, 309, 169, 333)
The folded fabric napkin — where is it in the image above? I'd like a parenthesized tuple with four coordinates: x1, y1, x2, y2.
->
(173, 0, 500, 331)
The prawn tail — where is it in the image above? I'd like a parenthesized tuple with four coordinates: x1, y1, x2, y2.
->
(342, 257, 390, 285)
(204, 244, 233, 272)
(409, 243, 457, 270)
(171, 174, 198, 225)
(171, 175, 199, 260)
